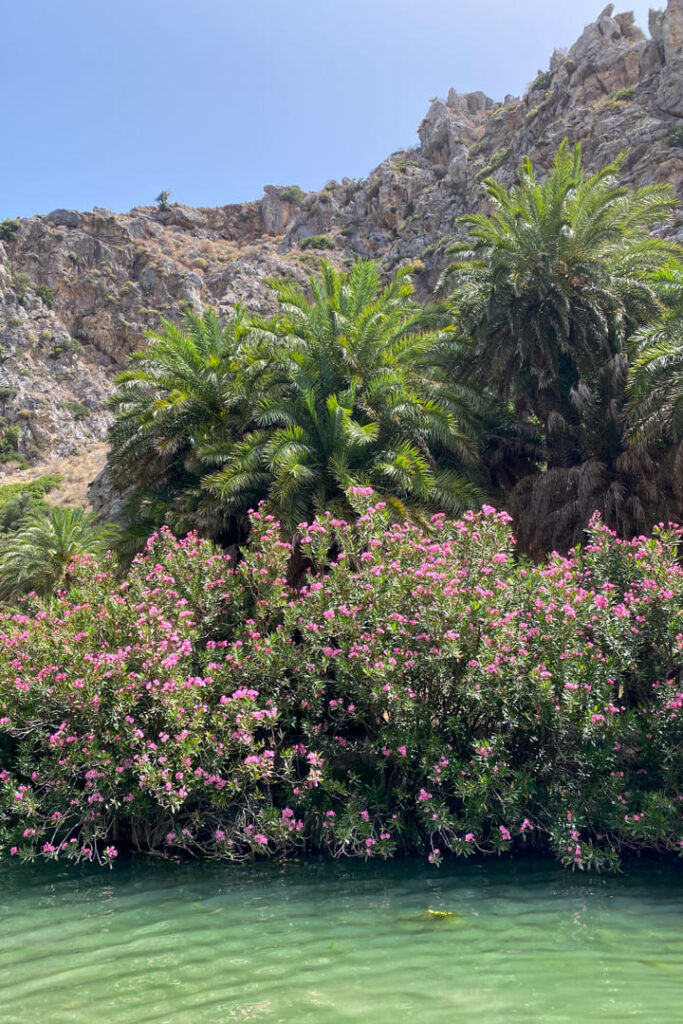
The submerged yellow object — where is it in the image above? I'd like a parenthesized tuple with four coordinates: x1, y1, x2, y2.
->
(401, 909, 462, 923)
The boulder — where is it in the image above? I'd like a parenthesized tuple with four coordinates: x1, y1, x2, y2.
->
(46, 209, 81, 228)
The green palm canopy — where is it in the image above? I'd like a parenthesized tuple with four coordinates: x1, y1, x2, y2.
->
(107, 306, 264, 551)
(444, 140, 678, 553)
(627, 266, 683, 443)
(0, 506, 115, 604)
(202, 260, 482, 533)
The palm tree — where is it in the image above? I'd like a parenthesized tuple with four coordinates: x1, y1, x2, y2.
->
(627, 266, 683, 443)
(107, 306, 265, 550)
(203, 261, 483, 532)
(0, 507, 116, 604)
(444, 140, 678, 553)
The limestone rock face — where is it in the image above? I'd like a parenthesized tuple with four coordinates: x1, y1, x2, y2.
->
(657, 54, 683, 112)
(663, 0, 683, 60)
(261, 185, 305, 235)
(46, 209, 82, 228)
(1, 2, 682, 475)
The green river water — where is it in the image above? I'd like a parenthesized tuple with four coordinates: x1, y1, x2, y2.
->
(0, 856, 681, 1023)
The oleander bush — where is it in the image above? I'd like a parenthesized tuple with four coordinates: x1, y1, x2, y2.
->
(1, 491, 682, 869)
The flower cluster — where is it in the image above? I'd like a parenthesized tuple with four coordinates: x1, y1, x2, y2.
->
(1, 499, 682, 870)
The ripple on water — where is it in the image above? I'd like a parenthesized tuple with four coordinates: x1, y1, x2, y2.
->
(0, 857, 682, 1023)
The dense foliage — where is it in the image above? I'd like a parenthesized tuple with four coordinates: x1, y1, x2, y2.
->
(109, 262, 483, 552)
(444, 141, 679, 554)
(0, 474, 62, 534)
(627, 266, 683, 443)
(0, 506, 116, 603)
(1, 495, 682, 870)
(104, 143, 683, 559)
(3, 143, 683, 873)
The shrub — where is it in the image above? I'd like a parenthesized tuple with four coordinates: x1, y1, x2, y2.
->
(473, 149, 510, 184)
(0, 424, 23, 465)
(392, 158, 419, 172)
(299, 234, 334, 250)
(279, 185, 305, 203)
(1, 498, 683, 869)
(610, 87, 635, 104)
(0, 220, 19, 243)
(155, 190, 171, 211)
(0, 474, 62, 534)
(667, 124, 683, 148)
(51, 337, 84, 358)
(36, 284, 55, 307)
(64, 400, 91, 420)
(530, 70, 553, 92)
(12, 274, 30, 304)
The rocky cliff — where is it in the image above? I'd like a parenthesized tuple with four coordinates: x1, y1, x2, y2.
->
(1, 2, 683, 475)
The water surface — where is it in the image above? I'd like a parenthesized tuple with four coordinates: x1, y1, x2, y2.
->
(0, 856, 681, 1023)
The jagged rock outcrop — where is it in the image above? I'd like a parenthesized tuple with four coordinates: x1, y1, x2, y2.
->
(1, 2, 682, 474)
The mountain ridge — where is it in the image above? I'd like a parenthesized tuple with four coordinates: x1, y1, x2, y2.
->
(1, 2, 682, 480)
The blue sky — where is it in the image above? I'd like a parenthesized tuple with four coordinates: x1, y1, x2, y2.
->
(1, 0, 654, 218)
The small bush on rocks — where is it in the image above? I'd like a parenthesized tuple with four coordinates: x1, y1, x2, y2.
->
(299, 234, 333, 250)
